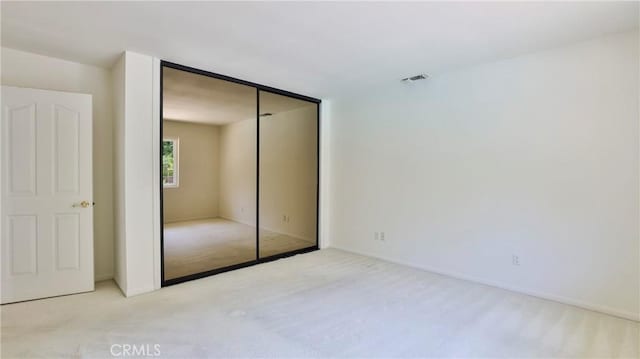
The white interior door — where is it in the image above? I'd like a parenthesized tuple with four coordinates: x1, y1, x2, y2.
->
(1, 86, 94, 304)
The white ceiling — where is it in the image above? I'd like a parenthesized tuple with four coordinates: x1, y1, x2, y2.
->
(2, 2, 638, 99)
(163, 66, 315, 125)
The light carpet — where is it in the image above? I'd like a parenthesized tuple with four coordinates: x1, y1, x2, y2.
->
(2, 249, 638, 358)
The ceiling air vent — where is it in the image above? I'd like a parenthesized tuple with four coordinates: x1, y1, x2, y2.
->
(259, 113, 273, 117)
(401, 74, 429, 83)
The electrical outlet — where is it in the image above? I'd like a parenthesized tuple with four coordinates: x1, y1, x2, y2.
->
(283, 215, 286, 222)
(380, 232, 385, 241)
(374, 232, 379, 241)
(512, 255, 520, 266)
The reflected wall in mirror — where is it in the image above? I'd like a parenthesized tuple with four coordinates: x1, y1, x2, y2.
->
(162, 66, 257, 281)
(258, 91, 318, 258)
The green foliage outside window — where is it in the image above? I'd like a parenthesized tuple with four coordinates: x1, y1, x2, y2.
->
(163, 140, 176, 186)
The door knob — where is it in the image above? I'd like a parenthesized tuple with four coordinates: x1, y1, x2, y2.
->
(72, 201, 93, 208)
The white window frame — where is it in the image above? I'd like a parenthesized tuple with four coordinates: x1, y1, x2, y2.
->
(163, 137, 179, 188)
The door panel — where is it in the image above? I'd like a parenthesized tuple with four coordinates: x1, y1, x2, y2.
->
(2, 86, 94, 304)
(55, 214, 80, 270)
(7, 104, 36, 196)
(54, 105, 80, 194)
(8, 215, 37, 275)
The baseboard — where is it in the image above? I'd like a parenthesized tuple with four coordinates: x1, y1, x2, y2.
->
(94, 273, 114, 282)
(125, 285, 156, 297)
(164, 215, 218, 224)
(218, 215, 253, 227)
(113, 276, 127, 297)
(258, 223, 315, 243)
(218, 216, 314, 243)
(330, 244, 640, 322)
(111, 276, 153, 298)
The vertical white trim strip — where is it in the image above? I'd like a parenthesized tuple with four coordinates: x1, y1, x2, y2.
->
(319, 100, 331, 249)
(152, 57, 161, 290)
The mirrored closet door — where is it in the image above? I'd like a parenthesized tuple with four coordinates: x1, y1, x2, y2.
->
(162, 66, 257, 282)
(161, 62, 319, 286)
(258, 91, 318, 258)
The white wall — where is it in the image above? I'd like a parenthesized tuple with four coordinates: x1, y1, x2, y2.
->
(328, 31, 640, 320)
(112, 51, 157, 296)
(1, 47, 115, 281)
(163, 120, 220, 223)
(218, 119, 257, 226)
